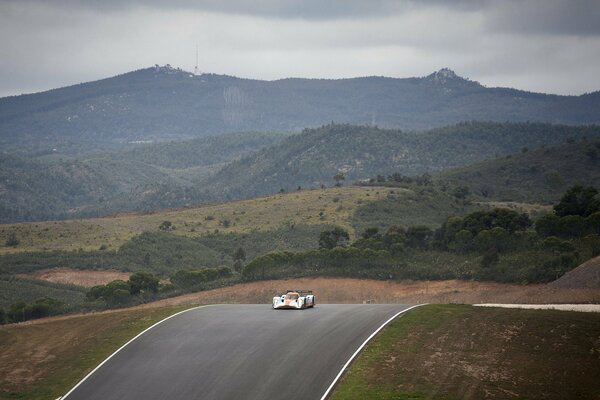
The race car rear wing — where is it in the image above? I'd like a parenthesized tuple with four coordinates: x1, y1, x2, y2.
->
(286, 290, 313, 295)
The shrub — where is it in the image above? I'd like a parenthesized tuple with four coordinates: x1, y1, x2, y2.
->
(159, 221, 174, 231)
(542, 236, 576, 253)
(5, 233, 19, 247)
(129, 272, 160, 295)
(405, 226, 433, 249)
(171, 267, 232, 288)
(318, 227, 349, 249)
(554, 185, 600, 217)
(7, 298, 63, 323)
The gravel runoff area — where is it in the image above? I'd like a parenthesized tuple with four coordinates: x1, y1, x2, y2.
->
(474, 304, 600, 312)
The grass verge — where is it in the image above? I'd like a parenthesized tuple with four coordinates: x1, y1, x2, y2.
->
(0, 305, 191, 400)
(331, 304, 600, 400)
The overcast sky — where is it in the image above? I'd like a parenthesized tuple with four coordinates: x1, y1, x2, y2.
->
(1, 0, 600, 97)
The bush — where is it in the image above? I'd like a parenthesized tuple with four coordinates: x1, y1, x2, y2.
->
(554, 185, 600, 217)
(318, 227, 349, 249)
(5, 232, 19, 247)
(87, 280, 132, 304)
(536, 214, 560, 237)
(542, 236, 576, 253)
(585, 212, 600, 235)
(171, 267, 232, 288)
(405, 225, 433, 249)
(7, 298, 63, 323)
(158, 221, 174, 231)
(129, 272, 159, 295)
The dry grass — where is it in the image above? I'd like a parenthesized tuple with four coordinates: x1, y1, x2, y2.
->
(0, 186, 389, 255)
(0, 305, 189, 400)
(478, 200, 552, 215)
(108, 277, 600, 309)
(332, 304, 600, 400)
(17, 268, 132, 287)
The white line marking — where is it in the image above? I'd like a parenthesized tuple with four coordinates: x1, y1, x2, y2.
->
(61, 305, 214, 399)
(319, 304, 426, 400)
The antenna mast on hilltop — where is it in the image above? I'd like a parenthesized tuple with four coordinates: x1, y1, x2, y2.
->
(194, 44, 200, 76)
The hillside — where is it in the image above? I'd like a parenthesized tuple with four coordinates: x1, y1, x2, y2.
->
(2, 122, 598, 222)
(0, 132, 284, 222)
(548, 256, 600, 289)
(204, 123, 600, 200)
(1, 65, 599, 155)
(439, 138, 600, 203)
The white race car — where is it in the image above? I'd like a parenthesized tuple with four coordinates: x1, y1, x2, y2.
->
(273, 290, 316, 309)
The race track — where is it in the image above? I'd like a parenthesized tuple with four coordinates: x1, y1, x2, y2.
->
(63, 304, 416, 400)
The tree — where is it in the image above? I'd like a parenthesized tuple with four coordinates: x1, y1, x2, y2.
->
(480, 248, 499, 268)
(0, 307, 5, 324)
(450, 229, 473, 253)
(405, 226, 433, 249)
(333, 171, 345, 187)
(554, 185, 600, 217)
(233, 247, 246, 273)
(319, 228, 349, 249)
(5, 232, 19, 247)
(361, 227, 380, 240)
(536, 214, 560, 237)
(159, 221, 174, 231)
(129, 272, 159, 295)
(585, 212, 600, 235)
(452, 186, 470, 201)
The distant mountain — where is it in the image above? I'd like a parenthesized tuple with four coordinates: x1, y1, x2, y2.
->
(439, 138, 600, 203)
(202, 122, 600, 200)
(1, 65, 599, 155)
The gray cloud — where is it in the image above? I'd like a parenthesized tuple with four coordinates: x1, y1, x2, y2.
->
(0, 0, 599, 97)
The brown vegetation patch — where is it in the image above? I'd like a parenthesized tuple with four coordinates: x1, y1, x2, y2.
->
(137, 277, 600, 309)
(19, 268, 131, 287)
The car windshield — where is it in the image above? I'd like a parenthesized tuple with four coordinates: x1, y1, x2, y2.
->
(285, 294, 299, 300)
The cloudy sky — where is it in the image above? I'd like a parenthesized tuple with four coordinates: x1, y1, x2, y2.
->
(1, 0, 599, 97)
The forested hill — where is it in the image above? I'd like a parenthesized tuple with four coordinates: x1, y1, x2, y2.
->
(1, 65, 599, 155)
(203, 122, 600, 200)
(439, 138, 600, 203)
(1, 122, 598, 222)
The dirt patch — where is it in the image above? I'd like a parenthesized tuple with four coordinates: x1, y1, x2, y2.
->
(19, 268, 131, 287)
(138, 277, 600, 308)
(475, 304, 600, 312)
(11, 277, 600, 327)
(548, 255, 600, 289)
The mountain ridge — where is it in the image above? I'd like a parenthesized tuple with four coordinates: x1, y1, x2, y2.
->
(2, 65, 599, 156)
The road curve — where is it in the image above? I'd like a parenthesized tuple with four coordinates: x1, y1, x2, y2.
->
(63, 304, 415, 400)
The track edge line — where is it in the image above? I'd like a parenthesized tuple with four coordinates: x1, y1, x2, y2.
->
(61, 304, 216, 399)
(319, 303, 427, 400)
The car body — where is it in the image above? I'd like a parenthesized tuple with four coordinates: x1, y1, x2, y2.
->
(272, 290, 315, 309)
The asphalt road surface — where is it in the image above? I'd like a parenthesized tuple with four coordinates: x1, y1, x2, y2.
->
(63, 304, 415, 400)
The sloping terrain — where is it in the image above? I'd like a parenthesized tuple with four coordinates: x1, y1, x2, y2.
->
(0, 132, 284, 222)
(1, 66, 599, 155)
(440, 138, 600, 203)
(549, 255, 600, 289)
(2, 122, 597, 222)
(203, 122, 600, 201)
(332, 304, 600, 400)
